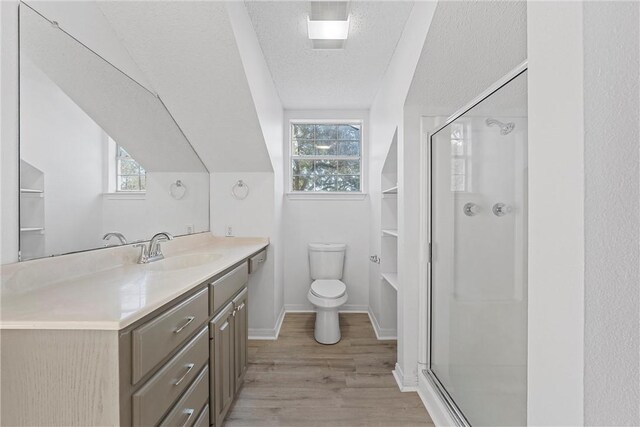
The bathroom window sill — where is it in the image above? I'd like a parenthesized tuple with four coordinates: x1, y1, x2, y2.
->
(286, 192, 367, 201)
(103, 192, 146, 200)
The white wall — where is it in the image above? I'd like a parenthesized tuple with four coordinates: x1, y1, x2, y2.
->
(527, 3, 585, 425)
(283, 109, 370, 312)
(20, 56, 104, 256)
(226, 1, 285, 336)
(367, 1, 437, 382)
(1, 0, 20, 264)
(210, 172, 280, 337)
(102, 172, 209, 242)
(582, 2, 640, 425)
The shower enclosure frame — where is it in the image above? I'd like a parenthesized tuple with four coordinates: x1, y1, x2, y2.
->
(419, 61, 528, 427)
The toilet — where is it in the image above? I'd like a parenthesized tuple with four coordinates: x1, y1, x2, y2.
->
(307, 243, 348, 344)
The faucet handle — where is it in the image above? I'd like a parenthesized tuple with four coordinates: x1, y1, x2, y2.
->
(133, 243, 149, 264)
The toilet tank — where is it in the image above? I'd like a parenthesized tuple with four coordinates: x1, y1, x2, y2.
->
(308, 243, 346, 280)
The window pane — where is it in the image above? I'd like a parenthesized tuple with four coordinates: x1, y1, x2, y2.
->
(293, 139, 315, 156)
(292, 159, 314, 175)
(290, 122, 361, 192)
(118, 175, 140, 191)
(117, 146, 131, 158)
(118, 158, 139, 175)
(315, 175, 337, 191)
(315, 160, 338, 175)
(293, 124, 314, 139)
(338, 160, 360, 174)
(139, 175, 146, 191)
(315, 140, 337, 155)
(338, 141, 360, 156)
(292, 176, 314, 191)
(315, 124, 337, 140)
(337, 175, 360, 192)
(338, 124, 360, 140)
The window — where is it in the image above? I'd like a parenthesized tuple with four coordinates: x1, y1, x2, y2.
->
(449, 122, 470, 192)
(290, 122, 362, 192)
(116, 145, 146, 192)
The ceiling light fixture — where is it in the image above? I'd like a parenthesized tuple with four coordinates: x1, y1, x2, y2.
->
(307, 17, 350, 40)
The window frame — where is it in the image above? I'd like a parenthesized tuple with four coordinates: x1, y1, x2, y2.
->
(287, 119, 365, 197)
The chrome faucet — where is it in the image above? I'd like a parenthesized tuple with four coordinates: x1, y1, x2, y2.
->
(134, 232, 174, 264)
(103, 232, 127, 246)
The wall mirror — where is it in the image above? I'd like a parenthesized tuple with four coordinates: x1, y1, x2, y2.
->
(18, 4, 210, 261)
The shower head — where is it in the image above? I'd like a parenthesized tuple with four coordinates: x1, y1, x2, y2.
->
(485, 118, 515, 135)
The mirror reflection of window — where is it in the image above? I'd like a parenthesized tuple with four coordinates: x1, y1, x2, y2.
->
(115, 145, 146, 192)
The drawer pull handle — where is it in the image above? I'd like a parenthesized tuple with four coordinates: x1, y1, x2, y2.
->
(181, 408, 195, 427)
(174, 316, 196, 334)
(236, 302, 245, 311)
(257, 258, 265, 263)
(174, 363, 195, 386)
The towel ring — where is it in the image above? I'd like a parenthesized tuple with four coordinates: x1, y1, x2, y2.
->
(231, 180, 249, 200)
(170, 179, 187, 200)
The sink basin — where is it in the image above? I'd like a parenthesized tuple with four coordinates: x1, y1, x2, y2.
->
(147, 253, 223, 271)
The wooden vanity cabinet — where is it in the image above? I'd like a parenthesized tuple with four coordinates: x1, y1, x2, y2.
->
(233, 288, 249, 392)
(211, 302, 236, 426)
(1, 252, 262, 427)
(209, 263, 250, 427)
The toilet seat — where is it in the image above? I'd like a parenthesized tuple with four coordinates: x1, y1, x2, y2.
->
(310, 280, 346, 299)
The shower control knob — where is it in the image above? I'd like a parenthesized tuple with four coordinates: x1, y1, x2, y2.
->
(463, 202, 480, 216)
(492, 203, 512, 217)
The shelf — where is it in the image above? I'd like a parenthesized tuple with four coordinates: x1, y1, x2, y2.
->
(382, 186, 398, 195)
(382, 229, 398, 237)
(20, 188, 44, 197)
(20, 227, 44, 233)
(381, 273, 398, 291)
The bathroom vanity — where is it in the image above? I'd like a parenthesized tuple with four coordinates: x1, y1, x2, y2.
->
(0, 234, 268, 427)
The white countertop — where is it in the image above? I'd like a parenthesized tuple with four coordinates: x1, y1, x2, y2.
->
(0, 234, 268, 331)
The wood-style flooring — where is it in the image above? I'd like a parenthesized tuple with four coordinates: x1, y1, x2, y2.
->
(225, 313, 433, 427)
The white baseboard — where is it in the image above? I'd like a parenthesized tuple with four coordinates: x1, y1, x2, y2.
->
(284, 303, 368, 313)
(392, 363, 418, 392)
(418, 370, 458, 427)
(248, 306, 285, 340)
(367, 308, 397, 340)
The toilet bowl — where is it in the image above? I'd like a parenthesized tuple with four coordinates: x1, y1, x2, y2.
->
(307, 243, 347, 344)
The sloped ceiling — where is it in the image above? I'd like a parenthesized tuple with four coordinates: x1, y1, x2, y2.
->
(21, 4, 206, 173)
(245, 1, 414, 110)
(97, 1, 273, 173)
(406, 1, 527, 116)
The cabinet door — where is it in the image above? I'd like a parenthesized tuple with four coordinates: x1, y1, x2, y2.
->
(232, 288, 248, 393)
(211, 302, 235, 427)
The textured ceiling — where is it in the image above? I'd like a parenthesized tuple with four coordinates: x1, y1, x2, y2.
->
(406, 1, 527, 116)
(245, 1, 414, 110)
(97, 1, 273, 173)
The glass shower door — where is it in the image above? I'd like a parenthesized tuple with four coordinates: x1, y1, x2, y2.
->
(428, 69, 528, 426)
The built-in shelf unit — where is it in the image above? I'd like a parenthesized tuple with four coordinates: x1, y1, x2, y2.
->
(374, 129, 399, 340)
(20, 160, 45, 260)
(380, 141, 398, 292)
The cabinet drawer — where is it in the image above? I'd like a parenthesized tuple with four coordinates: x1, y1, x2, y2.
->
(132, 326, 208, 427)
(210, 262, 248, 315)
(248, 249, 267, 274)
(193, 404, 209, 427)
(132, 288, 208, 383)
(159, 365, 209, 427)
